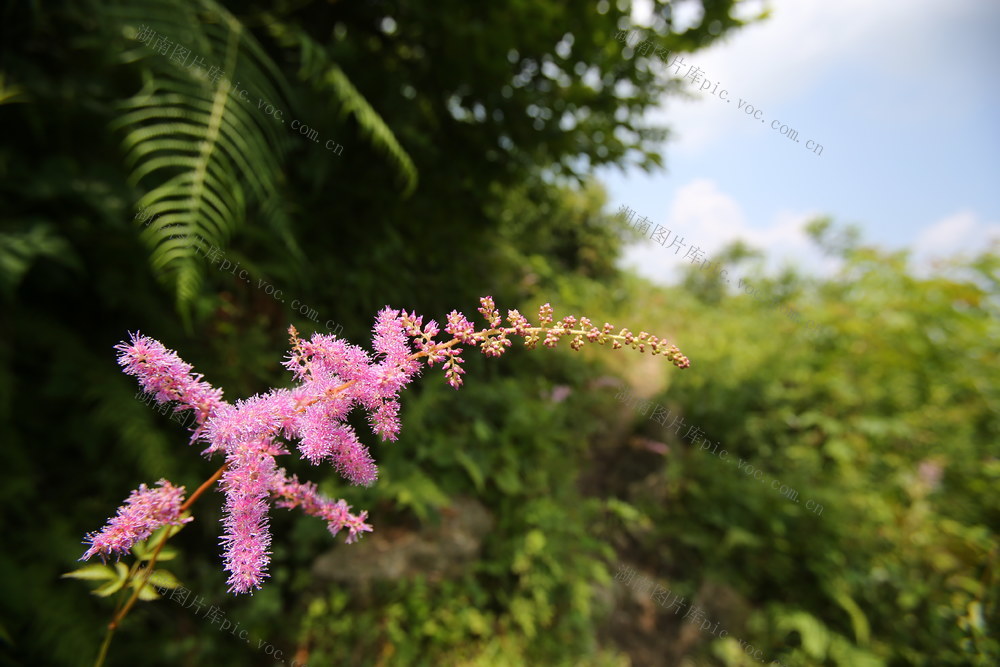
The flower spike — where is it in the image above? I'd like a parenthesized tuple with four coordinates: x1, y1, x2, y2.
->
(84, 297, 688, 594)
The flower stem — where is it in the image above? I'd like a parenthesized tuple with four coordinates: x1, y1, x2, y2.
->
(93, 463, 228, 667)
(180, 462, 229, 513)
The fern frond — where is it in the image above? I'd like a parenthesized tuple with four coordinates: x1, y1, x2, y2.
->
(263, 19, 419, 197)
(0, 222, 81, 298)
(0, 71, 28, 106)
(102, 0, 294, 314)
(323, 64, 418, 197)
(102, 0, 417, 313)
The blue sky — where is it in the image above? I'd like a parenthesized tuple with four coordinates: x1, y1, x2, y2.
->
(598, 0, 1000, 284)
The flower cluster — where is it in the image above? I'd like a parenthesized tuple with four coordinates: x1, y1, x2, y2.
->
(81, 298, 688, 594)
(114, 334, 225, 443)
(82, 480, 192, 561)
(435, 298, 692, 382)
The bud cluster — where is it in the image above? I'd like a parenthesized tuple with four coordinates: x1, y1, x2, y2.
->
(411, 297, 690, 389)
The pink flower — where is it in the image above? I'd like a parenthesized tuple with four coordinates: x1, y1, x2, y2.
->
(94, 297, 690, 595)
(549, 385, 573, 403)
(445, 310, 476, 343)
(370, 400, 401, 441)
(272, 471, 373, 544)
(115, 332, 225, 442)
(218, 438, 277, 594)
(81, 479, 191, 561)
(203, 393, 288, 457)
(478, 296, 501, 327)
(295, 404, 337, 464)
(327, 423, 378, 486)
(297, 333, 372, 383)
(372, 307, 412, 364)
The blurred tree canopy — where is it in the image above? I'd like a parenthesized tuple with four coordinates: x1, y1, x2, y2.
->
(611, 227, 999, 666)
(1, 0, 997, 665)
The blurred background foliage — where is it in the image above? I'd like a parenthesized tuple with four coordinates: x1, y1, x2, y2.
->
(0, 0, 996, 665)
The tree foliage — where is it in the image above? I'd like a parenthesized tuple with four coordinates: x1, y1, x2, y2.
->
(8, 1, 992, 666)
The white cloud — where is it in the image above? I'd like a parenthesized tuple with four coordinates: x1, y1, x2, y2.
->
(620, 184, 1000, 286)
(621, 179, 837, 283)
(653, 0, 992, 153)
(912, 210, 1000, 269)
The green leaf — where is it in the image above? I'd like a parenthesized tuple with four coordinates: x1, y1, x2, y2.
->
(389, 468, 451, 521)
(720, 526, 762, 551)
(135, 583, 161, 601)
(0, 71, 27, 106)
(828, 584, 871, 646)
(142, 515, 191, 551)
(67, 561, 131, 597)
(463, 608, 490, 636)
(494, 466, 522, 495)
(145, 569, 182, 590)
(472, 419, 491, 443)
(155, 547, 179, 562)
(131, 542, 151, 561)
(774, 610, 830, 658)
(454, 449, 485, 493)
(604, 498, 651, 530)
(61, 564, 118, 582)
(92, 576, 128, 598)
(509, 598, 537, 638)
(524, 530, 546, 556)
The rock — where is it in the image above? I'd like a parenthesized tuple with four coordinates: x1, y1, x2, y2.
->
(310, 496, 494, 590)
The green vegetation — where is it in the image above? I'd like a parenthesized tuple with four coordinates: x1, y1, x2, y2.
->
(1, 0, 995, 665)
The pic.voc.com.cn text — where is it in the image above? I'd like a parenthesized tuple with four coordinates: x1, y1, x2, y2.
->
(131, 23, 343, 156)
